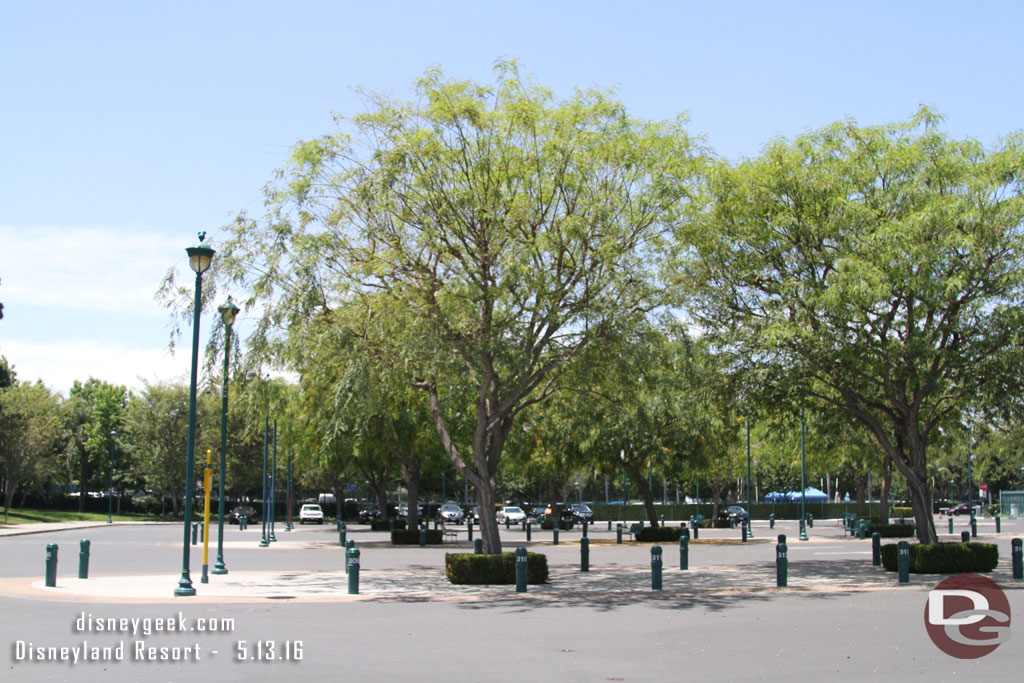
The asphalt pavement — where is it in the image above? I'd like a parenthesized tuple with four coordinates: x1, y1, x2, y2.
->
(1, 516, 1022, 681)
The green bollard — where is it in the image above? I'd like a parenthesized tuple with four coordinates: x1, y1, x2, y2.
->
(948, 516, 954, 534)
(467, 520, 473, 542)
(345, 539, 355, 574)
(200, 520, 205, 542)
(616, 524, 623, 544)
(970, 516, 977, 538)
(679, 535, 689, 571)
(526, 522, 532, 542)
(607, 519, 612, 531)
(419, 526, 426, 547)
(45, 543, 58, 587)
(505, 517, 510, 530)
(769, 513, 775, 529)
(799, 518, 808, 541)
(192, 522, 198, 545)
(807, 513, 813, 529)
(871, 532, 881, 567)
(474, 538, 483, 554)
(581, 537, 589, 572)
(78, 539, 90, 579)
(553, 526, 559, 545)
(515, 547, 528, 593)
(347, 548, 360, 594)
(582, 520, 588, 538)
(659, 515, 665, 527)
(776, 542, 787, 587)
(897, 540, 910, 584)
(521, 519, 527, 533)
(651, 545, 663, 590)
(338, 521, 347, 547)
(240, 515, 247, 531)
(693, 522, 699, 540)
(995, 513, 1001, 534)
(961, 531, 970, 543)
(858, 519, 866, 540)
(389, 518, 394, 532)
(741, 520, 748, 542)
(1012, 538, 1023, 580)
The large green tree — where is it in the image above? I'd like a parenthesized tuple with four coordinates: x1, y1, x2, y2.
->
(215, 63, 703, 552)
(0, 381, 62, 520)
(679, 109, 1024, 544)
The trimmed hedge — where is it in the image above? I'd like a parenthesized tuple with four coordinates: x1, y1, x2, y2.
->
(636, 526, 685, 542)
(391, 529, 443, 545)
(445, 552, 549, 585)
(880, 542, 999, 574)
(540, 519, 575, 531)
(872, 523, 916, 538)
(371, 519, 406, 531)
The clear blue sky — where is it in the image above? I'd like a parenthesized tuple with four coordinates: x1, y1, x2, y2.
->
(2, 0, 1022, 393)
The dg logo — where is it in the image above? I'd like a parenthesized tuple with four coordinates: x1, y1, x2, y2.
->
(925, 574, 1011, 659)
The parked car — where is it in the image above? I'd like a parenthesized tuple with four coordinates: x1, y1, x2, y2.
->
(566, 503, 595, 524)
(397, 504, 424, 520)
(949, 503, 972, 516)
(299, 503, 324, 524)
(717, 505, 750, 524)
(496, 506, 527, 524)
(358, 504, 381, 524)
(228, 505, 259, 525)
(529, 505, 547, 521)
(437, 502, 465, 524)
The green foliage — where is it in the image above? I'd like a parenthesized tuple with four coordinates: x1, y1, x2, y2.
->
(539, 518, 575, 531)
(445, 552, 549, 585)
(880, 542, 999, 573)
(371, 519, 405, 531)
(391, 529, 443, 545)
(871, 523, 916, 538)
(892, 507, 914, 519)
(679, 109, 1024, 544)
(636, 526, 685, 542)
(0, 381, 62, 517)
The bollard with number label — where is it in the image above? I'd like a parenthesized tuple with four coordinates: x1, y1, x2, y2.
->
(680, 535, 689, 571)
(515, 547, 528, 593)
(897, 540, 910, 584)
(347, 548, 360, 594)
(651, 545, 663, 590)
(1012, 538, 1023, 580)
(776, 542, 787, 587)
(338, 521, 347, 547)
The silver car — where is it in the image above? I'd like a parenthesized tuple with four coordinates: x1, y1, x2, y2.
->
(438, 502, 465, 524)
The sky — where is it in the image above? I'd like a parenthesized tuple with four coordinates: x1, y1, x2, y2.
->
(2, 0, 1023, 395)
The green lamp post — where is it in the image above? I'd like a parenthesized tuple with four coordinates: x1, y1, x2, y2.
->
(745, 416, 753, 538)
(212, 297, 238, 575)
(175, 232, 214, 597)
(107, 430, 116, 524)
(799, 407, 808, 541)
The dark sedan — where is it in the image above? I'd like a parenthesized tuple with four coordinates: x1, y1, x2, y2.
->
(228, 505, 259, 524)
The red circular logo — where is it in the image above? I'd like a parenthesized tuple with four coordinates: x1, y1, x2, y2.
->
(924, 573, 1011, 659)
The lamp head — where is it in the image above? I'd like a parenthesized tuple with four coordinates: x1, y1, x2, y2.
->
(186, 231, 215, 274)
(219, 297, 240, 327)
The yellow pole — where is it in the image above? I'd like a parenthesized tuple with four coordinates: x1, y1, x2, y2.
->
(201, 449, 213, 583)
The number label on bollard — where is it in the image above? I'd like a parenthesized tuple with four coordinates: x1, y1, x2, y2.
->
(515, 547, 528, 593)
(897, 541, 910, 584)
(776, 543, 788, 587)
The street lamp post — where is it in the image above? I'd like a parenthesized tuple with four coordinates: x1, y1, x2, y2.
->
(799, 407, 808, 541)
(107, 430, 116, 524)
(212, 298, 238, 575)
(175, 232, 214, 597)
(260, 417, 269, 547)
(967, 426, 976, 537)
(745, 416, 753, 538)
(270, 421, 278, 542)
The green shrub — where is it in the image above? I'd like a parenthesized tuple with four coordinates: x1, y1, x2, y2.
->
(390, 529, 443, 545)
(636, 526, 684, 542)
(880, 542, 999, 574)
(540, 518, 574, 531)
(445, 552, 549, 585)
(710, 518, 731, 529)
(371, 519, 406, 531)
(891, 507, 914, 519)
(872, 523, 916, 538)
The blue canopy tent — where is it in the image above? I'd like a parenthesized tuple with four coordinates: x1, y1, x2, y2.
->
(764, 487, 829, 503)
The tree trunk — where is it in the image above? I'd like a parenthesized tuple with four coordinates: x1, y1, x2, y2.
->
(855, 475, 868, 516)
(879, 457, 892, 525)
(628, 467, 659, 527)
(399, 452, 421, 532)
